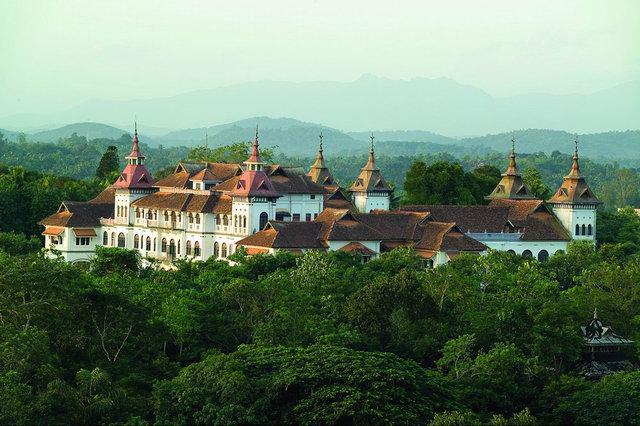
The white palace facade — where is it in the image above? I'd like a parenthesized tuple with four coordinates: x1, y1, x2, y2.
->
(40, 127, 600, 267)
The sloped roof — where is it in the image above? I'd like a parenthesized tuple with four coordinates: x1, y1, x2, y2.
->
(307, 142, 336, 185)
(157, 163, 242, 188)
(548, 151, 601, 205)
(339, 242, 376, 255)
(39, 201, 113, 228)
(238, 221, 326, 249)
(324, 186, 355, 210)
(486, 148, 535, 200)
(131, 192, 232, 213)
(155, 171, 192, 188)
(349, 147, 392, 193)
(402, 205, 511, 233)
(88, 186, 117, 204)
(489, 199, 571, 241)
(268, 165, 325, 194)
(315, 209, 384, 241)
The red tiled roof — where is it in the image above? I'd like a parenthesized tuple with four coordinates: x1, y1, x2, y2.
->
(39, 201, 113, 228)
(338, 242, 376, 255)
(131, 192, 232, 214)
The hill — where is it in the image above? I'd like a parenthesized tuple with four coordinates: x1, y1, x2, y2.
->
(29, 122, 130, 142)
(2, 76, 638, 136)
(0, 128, 19, 142)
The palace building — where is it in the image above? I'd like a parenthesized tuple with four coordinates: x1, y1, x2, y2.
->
(39, 127, 599, 266)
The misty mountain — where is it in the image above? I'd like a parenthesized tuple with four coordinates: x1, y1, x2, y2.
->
(2, 75, 638, 136)
(348, 130, 458, 145)
(29, 122, 130, 142)
(0, 128, 19, 142)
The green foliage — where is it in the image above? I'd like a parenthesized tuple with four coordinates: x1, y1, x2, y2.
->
(0, 232, 41, 255)
(523, 167, 551, 199)
(403, 160, 486, 205)
(187, 141, 276, 164)
(0, 240, 637, 423)
(154, 344, 457, 425)
(95, 145, 120, 179)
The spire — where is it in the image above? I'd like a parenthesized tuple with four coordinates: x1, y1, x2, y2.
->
(547, 138, 601, 205)
(593, 306, 598, 321)
(308, 130, 335, 185)
(567, 136, 582, 178)
(127, 120, 143, 160)
(363, 133, 377, 171)
(349, 132, 392, 194)
(114, 122, 154, 189)
(246, 123, 263, 165)
(505, 137, 518, 175)
(485, 137, 535, 200)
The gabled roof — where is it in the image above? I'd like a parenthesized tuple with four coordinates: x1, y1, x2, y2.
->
(402, 205, 512, 233)
(238, 221, 327, 249)
(39, 201, 113, 228)
(339, 242, 376, 255)
(489, 199, 571, 241)
(307, 137, 336, 186)
(323, 186, 355, 210)
(582, 310, 633, 346)
(315, 208, 384, 241)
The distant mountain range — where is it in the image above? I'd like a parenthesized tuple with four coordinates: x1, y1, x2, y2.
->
(1, 117, 639, 163)
(1, 75, 638, 136)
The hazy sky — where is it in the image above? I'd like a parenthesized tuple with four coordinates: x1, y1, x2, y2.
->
(1, 0, 639, 115)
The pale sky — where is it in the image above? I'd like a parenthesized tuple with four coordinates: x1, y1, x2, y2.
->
(1, 0, 639, 115)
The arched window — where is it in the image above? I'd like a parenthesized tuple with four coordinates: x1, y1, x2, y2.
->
(171, 212, 177, 223)
(186, 240, 192, 256)
(223, 215, 229, 226)
(522, 249, 532, 258)
(234, 215, 237, 227)
(581, 224, 586, 235)
(243, 216, 247, 228)
(221, 243, 227, 258)
(161, 238, 167, 252)
(575, 224, 580, 235)
(588, 224, 593, 236)
(111, 232, 115, 246)
(133, 234, 139, 249)
(215, 214, 221, 225)
(188, 213, 193, 224)
(538, 250, 549, 262)
(177, 240, 181, 255)
(169, 239, 176, 256)
(103, 231, 108, 245)
(195, 214, 201, 224)
(164, 211, 169, 222)
(117, 233, 126, 248)
(194, 241, 201, 257)
(214, 242, 219, 258)
(135, 208, 140, 218)
(146, 236, 151, 251)
(259, 212, 269, 230)
(507, 249, 516, 255)
(147, 209, 153, 219)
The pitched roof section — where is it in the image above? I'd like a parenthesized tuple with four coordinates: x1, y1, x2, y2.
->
(486, 143, 535, 200)
(403, 201, 571, 242)
(548, 143, 601, 205)
(238, 221, 327, 249)
(349, 139, 392, 193)
(157, 163, 242, 189)
(268, 166, 325, 194)
(307, 133, 336, 185)
(131, 192, 232, 214)
(39, 201, 113, 228)
(324, 186, 355, 210)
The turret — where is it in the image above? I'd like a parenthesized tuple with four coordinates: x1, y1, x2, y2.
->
(113, 123, 156, 225)
(349, 134, 392, 213)
(230, 125, 280, 234)
(307, 131, 335, 185)
(486, 138, 535, 200)
(548, 139, 601, 241)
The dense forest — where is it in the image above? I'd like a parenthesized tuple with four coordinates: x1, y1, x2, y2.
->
(2, 218, 640, 424)
(2, 132, 640, 423)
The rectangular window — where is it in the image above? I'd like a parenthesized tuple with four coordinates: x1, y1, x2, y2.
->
(293, 213, 300, 222)
(76, 237, 90, 246)
(310, 195, 315, 200)
(314, 213, 318, 219)
(305, 213, 311, 222)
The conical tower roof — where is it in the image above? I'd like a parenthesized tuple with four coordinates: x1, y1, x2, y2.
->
(349, 134, 392, 193)
(548, 140, 601, 205)
(114, 123, 154, 189)
(485, 139, 535, 200)
(307, 131, 335, 185)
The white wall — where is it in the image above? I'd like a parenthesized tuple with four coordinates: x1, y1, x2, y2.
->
(553, 205, 597, 241)
(353, 192, 390, 213)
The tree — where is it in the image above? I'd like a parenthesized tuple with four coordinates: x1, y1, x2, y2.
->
(523, 167, 551, 200)
(154, 345, 458, 425)
(96, 146, 120, 179)
(187, 141, 276, 164)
